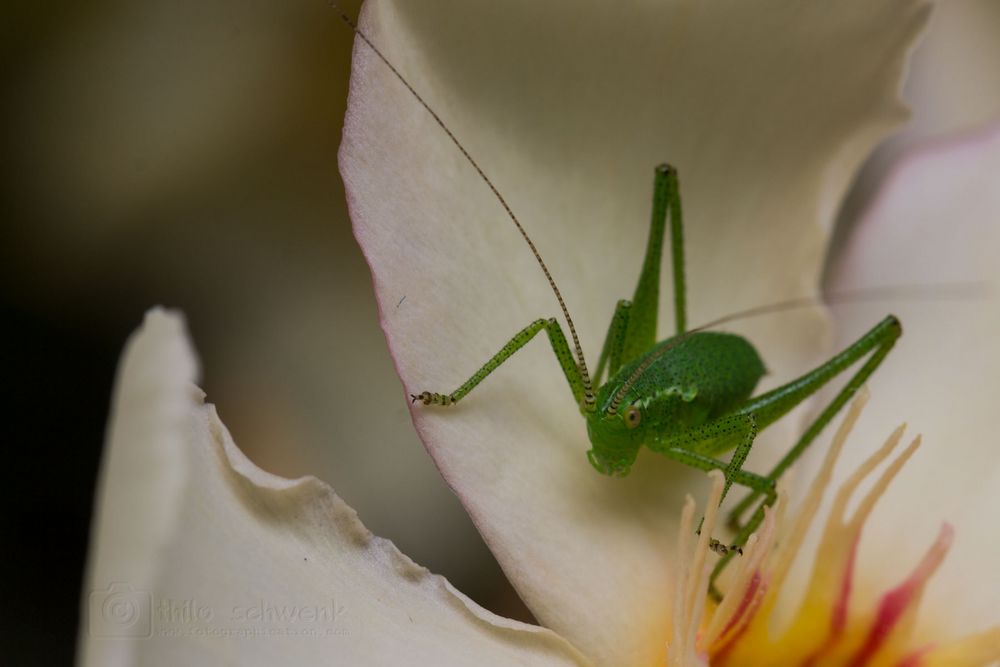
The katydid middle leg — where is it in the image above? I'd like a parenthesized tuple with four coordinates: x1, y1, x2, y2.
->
(594, 299, 632, 384)
(652, 413, 767, 506)
(654, 411, 776, 561)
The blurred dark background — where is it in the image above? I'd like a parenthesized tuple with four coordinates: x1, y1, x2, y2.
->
(1, 1, 532, 663)
(1, 0, 998, 664)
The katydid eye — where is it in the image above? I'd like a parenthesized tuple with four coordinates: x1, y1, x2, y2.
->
(624, 405, 641, 429)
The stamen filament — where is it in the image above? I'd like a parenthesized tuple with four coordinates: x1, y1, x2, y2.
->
(664, 390, 1000, 667)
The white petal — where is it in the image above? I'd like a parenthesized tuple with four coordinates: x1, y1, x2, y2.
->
(78, 310, 588, 666)
(341, 1, 928, 663)
(897, 0, 1000, 144)
(825, 124, 1000, 634)
(81, 308, 197, 640)
(842, 0, 1000, 221)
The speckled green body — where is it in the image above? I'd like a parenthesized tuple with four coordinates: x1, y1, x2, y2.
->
(586, 332, 765, 476)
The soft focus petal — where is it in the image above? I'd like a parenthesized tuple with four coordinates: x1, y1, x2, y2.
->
(78, 309, 589, 666)
(825, 125, 1000, 635)
(341, 1, 928, 664)
(80, 308, 197, 642)
(901, 0, 1000, 140)
(904, 0, 1000, 140)
(839, 0, 1000, 224)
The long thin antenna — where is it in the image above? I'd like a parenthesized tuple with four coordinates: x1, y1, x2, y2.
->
(333, 3, 597, 410)
(698, 282, 990, 331)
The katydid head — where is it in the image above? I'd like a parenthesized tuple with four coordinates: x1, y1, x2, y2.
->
(585, 403, 645, 477)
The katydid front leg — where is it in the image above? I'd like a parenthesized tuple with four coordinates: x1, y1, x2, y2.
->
(410, 317, 587, 408)
(594, 163, 686, 383)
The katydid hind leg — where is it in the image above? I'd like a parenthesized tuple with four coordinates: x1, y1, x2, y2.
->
(727, 315, 902, 532)
(619, 164, 688, 367)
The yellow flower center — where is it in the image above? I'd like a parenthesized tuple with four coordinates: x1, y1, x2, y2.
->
(667, 389, 1000, 667)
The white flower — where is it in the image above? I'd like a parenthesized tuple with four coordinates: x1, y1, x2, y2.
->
(80, 0, 1000, 664)
(79, 309, 588, 666)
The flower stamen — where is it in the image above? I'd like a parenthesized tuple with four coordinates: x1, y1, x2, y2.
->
(665, 388, 1000, 666)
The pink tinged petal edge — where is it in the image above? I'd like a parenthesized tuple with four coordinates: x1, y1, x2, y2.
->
(80, 309, 591, 667)
(340, 1, 931, 664)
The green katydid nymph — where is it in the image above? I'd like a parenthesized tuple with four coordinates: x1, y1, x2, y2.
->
(408, 161, 900, 563)
(336, 8, 901, 579)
